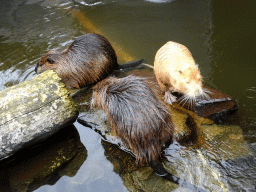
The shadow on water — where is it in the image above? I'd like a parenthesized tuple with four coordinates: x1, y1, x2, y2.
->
(0, 0, 256, 191)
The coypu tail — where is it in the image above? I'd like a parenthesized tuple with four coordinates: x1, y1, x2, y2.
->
(141, 63, 154, 69)
(150, 160, 207, 192)
(117, 59, 145, 71)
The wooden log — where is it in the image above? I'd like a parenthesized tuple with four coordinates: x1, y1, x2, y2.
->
(0, 70, 78, 161)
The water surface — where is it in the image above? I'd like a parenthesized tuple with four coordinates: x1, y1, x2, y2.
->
(1, 0, 256, 191)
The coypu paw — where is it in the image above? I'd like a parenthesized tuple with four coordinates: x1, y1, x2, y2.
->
(164, 91, 177, 104)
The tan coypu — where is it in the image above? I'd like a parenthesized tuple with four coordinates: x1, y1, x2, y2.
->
(153, 41, 209, 105)
(35, 33, 143, 89)
(92, 75, 174, 164)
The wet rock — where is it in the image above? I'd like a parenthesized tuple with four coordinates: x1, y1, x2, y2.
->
(77, 110, 128, 151)
(218, 148, 256, 191)
(101, 140, 147, 174)
(170, 103, 213, 148)
(77, 106, 228, 191)
(0, 70, 78, 160)
(102, 138, 227, 192)
(180, 85, 238, 120)
(201, 124, 253, 161)
(101, 139, 178, 191)
(1, 125, 87, 192)
(163, 145, 228, 192)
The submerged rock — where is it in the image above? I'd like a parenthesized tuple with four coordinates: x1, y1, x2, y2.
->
(201, 124, 253, 161)
(76, 87, 250, 191)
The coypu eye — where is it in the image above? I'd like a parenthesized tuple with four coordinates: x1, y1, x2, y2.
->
(47, 58, 54, 64)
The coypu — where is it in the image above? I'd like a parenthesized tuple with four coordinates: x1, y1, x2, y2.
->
(87, 75, 206, 192)
(92, 75, 174, 164)
(147, 41, 209, 105)
(35, 33, 143, 89)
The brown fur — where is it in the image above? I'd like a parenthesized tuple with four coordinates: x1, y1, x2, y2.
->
(35, 33, 142, 89)
(154, 41, 204, 104)
(92, 75, 174, 164)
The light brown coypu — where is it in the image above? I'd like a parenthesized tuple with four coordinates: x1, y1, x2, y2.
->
(92, 75, 174, 164)
(35, 33, 143, 89)
(153, 41, 209, 105)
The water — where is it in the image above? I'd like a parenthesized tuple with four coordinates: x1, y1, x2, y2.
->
(0, 0, 256, 191)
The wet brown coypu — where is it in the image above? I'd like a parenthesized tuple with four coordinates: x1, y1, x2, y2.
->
(87, 75, 207, 191)
(35, 33, 143, 89)
(92, 75, 174, 164)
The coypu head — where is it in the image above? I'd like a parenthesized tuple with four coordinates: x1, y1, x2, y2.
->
(35, 33, 118, 89)
(35, 49, 61, 74)
(173, 65, 204, 99)
(92, 75, 174, 164)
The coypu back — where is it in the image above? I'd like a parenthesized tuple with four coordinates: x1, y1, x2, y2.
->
(154, 41, 205, 104)
(35, 33, 143, 89)
(63, 33, 118, 88)
(92, 75, 174, 163)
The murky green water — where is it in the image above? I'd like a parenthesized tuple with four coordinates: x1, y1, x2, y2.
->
(1, 0, 256, 191)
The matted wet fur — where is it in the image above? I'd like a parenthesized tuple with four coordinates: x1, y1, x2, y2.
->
(35, 33, 142, 89)
(92, 75, 174, 164)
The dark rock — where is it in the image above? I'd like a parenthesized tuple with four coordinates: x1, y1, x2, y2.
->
(179, 85, 238, 120)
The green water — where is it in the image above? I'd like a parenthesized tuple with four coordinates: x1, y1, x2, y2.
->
(0, 0, 256, 191)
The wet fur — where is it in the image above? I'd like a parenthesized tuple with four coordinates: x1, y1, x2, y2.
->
(92, 75, 174, 164)
(154, 41, 206, 105)
(35, 33, 141, 89)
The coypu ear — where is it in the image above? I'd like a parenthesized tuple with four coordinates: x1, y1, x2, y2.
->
(47, 58, 55, 64)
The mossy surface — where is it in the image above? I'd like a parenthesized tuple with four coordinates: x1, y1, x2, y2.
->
(0, 70, 78, 160)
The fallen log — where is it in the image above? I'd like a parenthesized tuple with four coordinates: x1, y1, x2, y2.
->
(0, 70, 78, 161)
